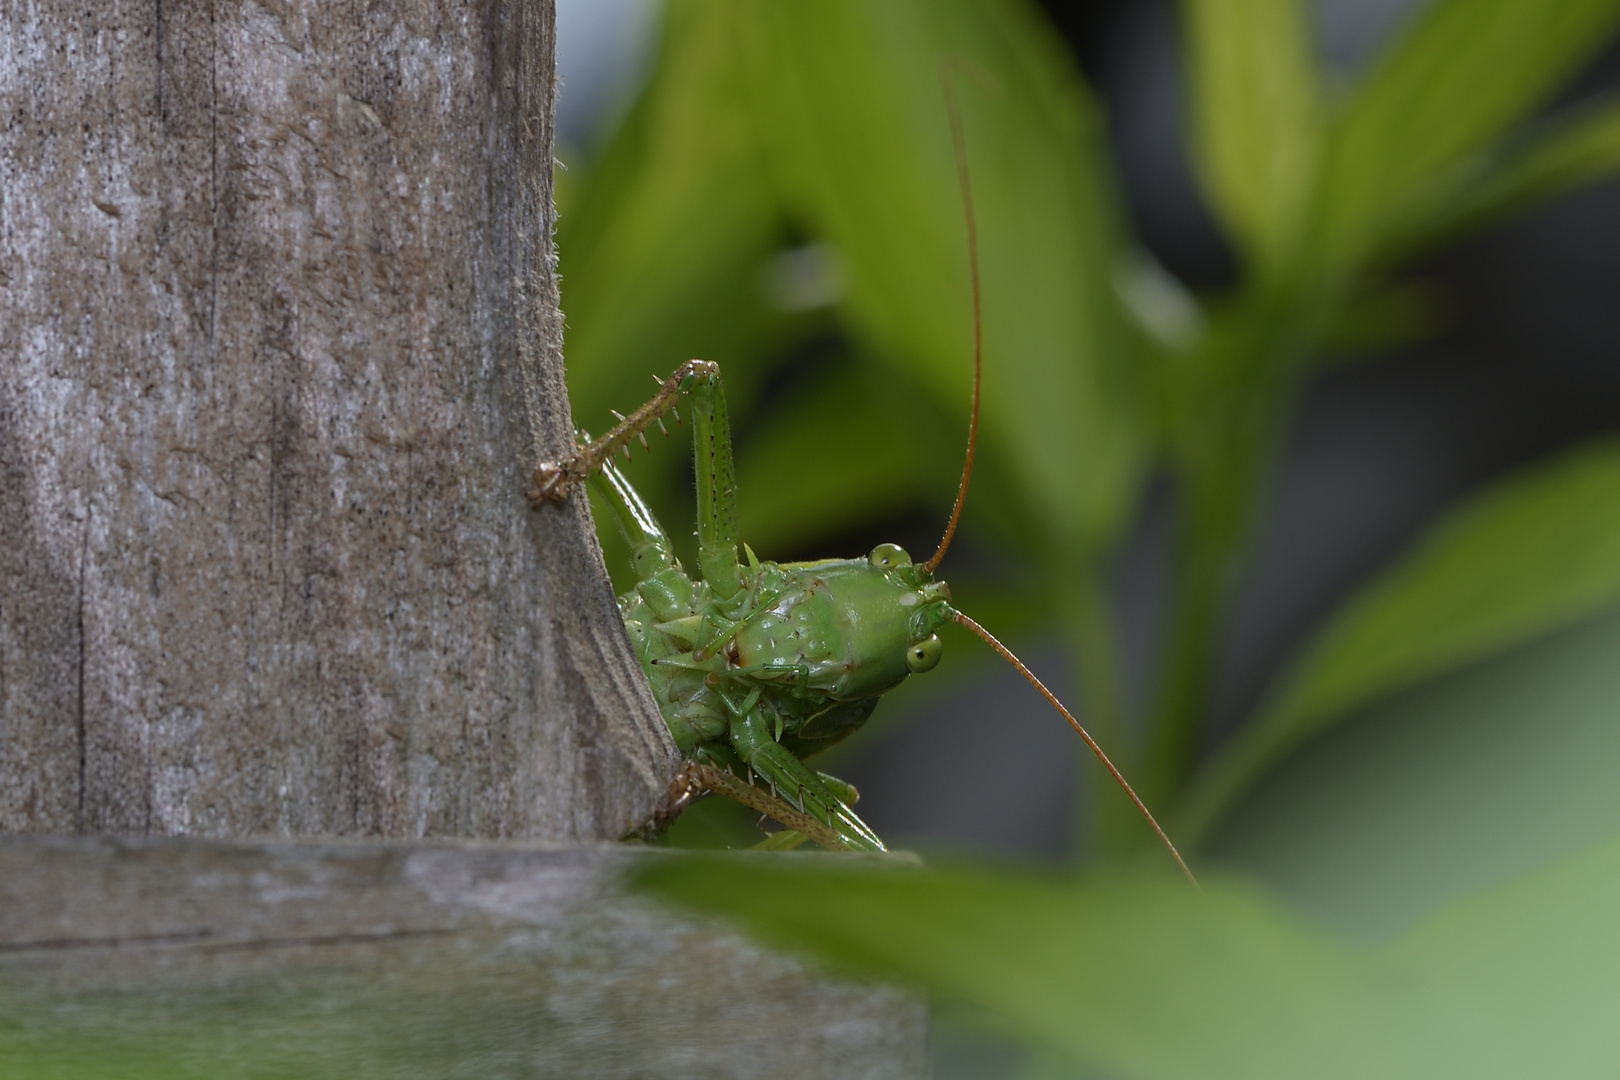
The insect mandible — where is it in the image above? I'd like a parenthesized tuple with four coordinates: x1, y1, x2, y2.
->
(530, 86, 1195, 885)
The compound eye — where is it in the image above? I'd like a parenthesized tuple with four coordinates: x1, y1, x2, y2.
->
(869, 543, 911, 570)
(905, 634, 943, 674)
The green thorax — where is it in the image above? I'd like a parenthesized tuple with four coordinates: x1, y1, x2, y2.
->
(618, 543, 952, 753)
(733, 555, 950, 699)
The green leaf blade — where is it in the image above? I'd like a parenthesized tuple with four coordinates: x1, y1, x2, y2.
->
(632, 835, 1620, 1078)
(1380, 832, 1620, 1076)
(1395, 95, 1620, 257)
(1181, 0, 1325, 270)
(1182, 438, 1620, 842)
(558, 0, 788, 448)
(1322, 0, 1620, 262)
(1205, 606, 1620, 943)
(738, 0, 1147, 556)
(630, 855, 1394, 1080)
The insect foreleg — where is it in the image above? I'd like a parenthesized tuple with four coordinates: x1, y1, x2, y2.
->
(533, 359, 742, 605)
(529, 358, 715, 505)
(683, 363, 742, 602)
(713, 662, 813, 694)
(590, 457, 679, 582)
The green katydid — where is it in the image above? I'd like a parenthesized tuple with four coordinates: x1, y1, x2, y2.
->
(531, 92, 1194, 885)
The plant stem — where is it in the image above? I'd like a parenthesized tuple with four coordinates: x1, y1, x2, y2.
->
(1057, 568, 1155, 864)
(1145, 276, 1337, 812)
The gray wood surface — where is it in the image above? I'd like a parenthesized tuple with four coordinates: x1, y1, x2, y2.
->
(0, 7, 927, 1075)
(0, 835, 927, 1079)
(0, 0, 675, 838)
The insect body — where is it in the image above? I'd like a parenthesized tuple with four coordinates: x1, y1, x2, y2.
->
(533, 359, 944, 852)
(531, 91, 1195, 882)
(530, 354, 1193, 881)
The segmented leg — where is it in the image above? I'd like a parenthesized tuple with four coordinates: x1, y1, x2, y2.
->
(687, 757, 854, 851)
(530, 358, 742, 602)
(748, 771, 863, 850)
(589, 457, 679, 584)
(684, 362, 742, 602)
(529, 359, 711, 505)
(729, 712, 886, 852)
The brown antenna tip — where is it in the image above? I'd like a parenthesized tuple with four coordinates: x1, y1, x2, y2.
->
(951, 609, 1199, 888)
(924, 68, 983, 576)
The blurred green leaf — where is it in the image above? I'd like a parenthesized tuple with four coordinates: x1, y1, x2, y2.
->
(1390, 94, 1620, 259)
(735, 363, 937, 559)
(734, 0, 1146, 556)
(1180, 438, 1620, 843)
(632, 856, 1394, 1080)
(1386, 832, 1620, 1075)
(1207, 606, 1620, 942)
(630, 834, 1620, 1078)
(558, 0, 792, 465)
(1320, 0, 1620, 262)
(1180, 0, 1324, 271)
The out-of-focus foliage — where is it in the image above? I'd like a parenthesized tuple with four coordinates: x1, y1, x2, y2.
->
(1208, 603, 1620, 943)
(633, 832, 1620, 1079)
(560, 0, 1620, 1073)
(1318, 0, 1620, 263)
(1178, 439, 1620, 843)
(1183, 0, 1324, 271)
(736, 1, 1147, 558)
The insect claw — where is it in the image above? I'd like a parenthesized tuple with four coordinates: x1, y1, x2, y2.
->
(528, 461, 569, 505)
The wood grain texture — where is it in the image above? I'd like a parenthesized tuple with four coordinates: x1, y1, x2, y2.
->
(0, 835, 927, 1079)
(0, 0, 677, 838)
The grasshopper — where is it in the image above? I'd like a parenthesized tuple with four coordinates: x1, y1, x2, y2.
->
(531, 100, 1194, 885)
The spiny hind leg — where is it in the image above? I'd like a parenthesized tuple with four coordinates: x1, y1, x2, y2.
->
(727, 713, 886, 852)
(528, 358, 716, 505)
(747, 771, 865, 851)
(814, 771, 863, 809)
(685, 748, 876, 853)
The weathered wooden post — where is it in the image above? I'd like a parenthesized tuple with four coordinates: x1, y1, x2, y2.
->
(1, 0, 669, 841)
(0, 3, 924, 1075)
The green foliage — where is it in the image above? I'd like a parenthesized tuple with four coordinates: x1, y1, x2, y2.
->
(1179, 439, 1620, 842)
(1208, 605, 1620, 943)
(1319, 0, 1620, 262)
(1403, 94, 1620, 255)
(735, 0, 1147, 556)
(562, 0, 1620, 1070)
(632, 834, 1620, 1078)
(1182, 0, 1324, 271)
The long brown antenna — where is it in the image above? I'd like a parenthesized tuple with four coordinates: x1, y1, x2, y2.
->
(951, 610, 1198, 887)
(924, 70, 983, 576)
